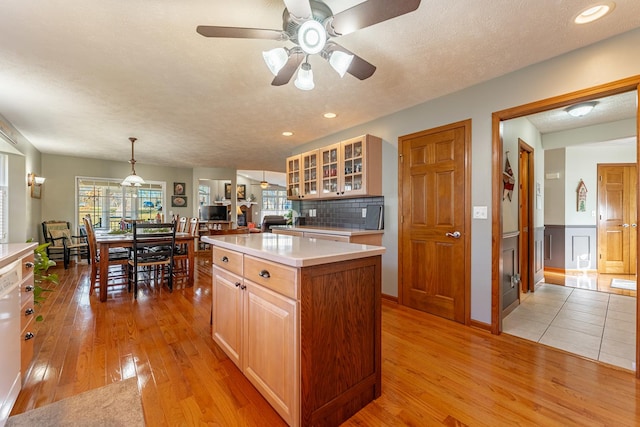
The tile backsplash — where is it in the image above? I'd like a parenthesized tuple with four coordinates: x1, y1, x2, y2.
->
(296, 196, 384, 229)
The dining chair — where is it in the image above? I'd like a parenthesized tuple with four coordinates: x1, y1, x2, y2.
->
(177, 216, 188, 233)
(173, 217, 199, 286)
(128, 221, 176, 299)
(42, 220, 90, 269)
(83, 216, 129, 296)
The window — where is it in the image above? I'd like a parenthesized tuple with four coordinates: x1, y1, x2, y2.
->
(77, 177, 165, 230)
(0, 154, 7, 243)
(261, 188, 291, 223)
(198, 184, 210, 206)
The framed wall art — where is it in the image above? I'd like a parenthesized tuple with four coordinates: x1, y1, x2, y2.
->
(173, 182, 186, 196)
(171, 195, 187, 207)
(225, 183, 246, 200)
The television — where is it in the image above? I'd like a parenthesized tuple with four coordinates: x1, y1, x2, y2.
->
(200, 205, 228, 221)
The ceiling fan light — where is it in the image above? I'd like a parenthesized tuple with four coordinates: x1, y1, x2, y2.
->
(260, 181, 269, 189)
(329, 51, 354, 77)
(565, 101, 598, 117)
(298, 20, 326, 55)
(294, 62, 314, 90)
(262, 47, 289, 76)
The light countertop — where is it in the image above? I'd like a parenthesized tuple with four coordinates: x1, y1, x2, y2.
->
(202, 233, 385, 268)
(271, 225, 383, 236)
(0, 243, 37, 268)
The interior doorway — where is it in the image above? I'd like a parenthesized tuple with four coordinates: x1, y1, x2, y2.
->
(491, 76, 640, 378)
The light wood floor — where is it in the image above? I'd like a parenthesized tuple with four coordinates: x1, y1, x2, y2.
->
(11, 255, 640, 426)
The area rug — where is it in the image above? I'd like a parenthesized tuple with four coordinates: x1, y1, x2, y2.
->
(610, 278, 637, 290)
(7, 377, 144, 426)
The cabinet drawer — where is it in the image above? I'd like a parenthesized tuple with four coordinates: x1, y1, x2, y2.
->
(21, 324, 35, 378)
(21, 299, 35, 331)
(244, 256, 298, 300)
(22, 253, 35, 278)
(212, 247, 243, 276)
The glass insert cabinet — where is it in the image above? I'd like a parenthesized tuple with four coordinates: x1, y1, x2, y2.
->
(286, 134, 382, 200)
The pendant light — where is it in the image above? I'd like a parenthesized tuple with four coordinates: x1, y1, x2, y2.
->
(121, 137, 145, 186)
(260, 171, 269, 189)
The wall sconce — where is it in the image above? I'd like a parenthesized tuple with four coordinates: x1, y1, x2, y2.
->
(28, 173, 46, 186)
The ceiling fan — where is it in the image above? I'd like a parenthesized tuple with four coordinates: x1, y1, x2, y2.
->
(196, 0, 421, 90)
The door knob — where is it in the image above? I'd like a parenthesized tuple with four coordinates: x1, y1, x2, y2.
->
(446, 231, 461, 238)
(622, 224, 630, 228)
(633, 224, 637, 227)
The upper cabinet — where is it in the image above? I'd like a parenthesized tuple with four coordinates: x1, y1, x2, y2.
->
(287, 149, 320, 200)
(296, 134, 381, 200)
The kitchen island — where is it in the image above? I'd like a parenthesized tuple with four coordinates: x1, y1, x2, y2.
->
(202, 233, 385, 427)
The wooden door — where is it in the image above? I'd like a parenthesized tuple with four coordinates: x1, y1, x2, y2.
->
(597, 164, 637, 274)
(399, 120, 470, 323)
(518, 140, 535, 293)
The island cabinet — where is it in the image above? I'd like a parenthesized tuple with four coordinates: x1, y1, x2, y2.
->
(207, 234, 384, 427)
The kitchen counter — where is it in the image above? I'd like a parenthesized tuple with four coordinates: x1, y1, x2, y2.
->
(271, 225, 383, 236)
(270, 225, 384, 246)
(202, 232, 385, 267)
(0, 243, 37, 267)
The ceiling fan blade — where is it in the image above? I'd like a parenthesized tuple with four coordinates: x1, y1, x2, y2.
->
(196, 26, 288, 41)
(326, 43, 376, 80)
(282, 0, 313, 20)
(329, 0, 421, 36)
(272, 50, 305, 86)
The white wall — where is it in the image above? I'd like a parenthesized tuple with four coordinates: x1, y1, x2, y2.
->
(565, 143, 636, 225)
(292, 28, 640, 324)
(501, 117, 544, 234)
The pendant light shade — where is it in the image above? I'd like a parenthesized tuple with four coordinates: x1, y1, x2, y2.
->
(121, 137, 145, 186)
(262, 47, 288, 76)
(260, 170, 269, 189)
(294, 62, 314, 91)
(329, 50, 354, 77)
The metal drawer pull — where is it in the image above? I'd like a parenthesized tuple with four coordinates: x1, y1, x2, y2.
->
(258, 270, 271, 279)
(240, 284, 247, 290)
(235, 282, 241, 288)
(25, 332, 35, 341)
(25, 308, 35, 316)
(221, 256, 229, 263)
(25, 261, 35, 269)
(25, 285, 34, 292)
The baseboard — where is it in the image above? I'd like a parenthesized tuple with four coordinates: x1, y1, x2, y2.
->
(469, 319, 492, 332)
(382, 293, 398, 304)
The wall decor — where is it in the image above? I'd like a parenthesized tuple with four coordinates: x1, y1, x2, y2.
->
(577, 179, 587, 212)
(173, 182, 186, 196)
(225, 183, 246, 200)
(502, 152, 515, 201)
(171, 195, 187, 207)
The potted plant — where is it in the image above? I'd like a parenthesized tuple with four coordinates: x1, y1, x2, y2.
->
(28, 240, 59, 321)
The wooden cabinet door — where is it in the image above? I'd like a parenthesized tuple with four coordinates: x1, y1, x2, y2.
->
(340, 136, 365, 197)
(286, 155, 302, 199)
(212, 265, 243, 368)
(243, 280, 297, 426)
(319, 143, 341, 197)
(301, 150, 319, 199)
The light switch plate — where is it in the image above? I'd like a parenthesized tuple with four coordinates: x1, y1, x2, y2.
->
(362, 208, 367, 218)
(473, 206, 488, 219)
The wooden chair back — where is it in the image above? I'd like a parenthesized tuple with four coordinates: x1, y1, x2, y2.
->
(188, 217, 199, 236)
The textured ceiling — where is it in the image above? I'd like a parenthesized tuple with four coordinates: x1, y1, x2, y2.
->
(1, 1, 640, 173)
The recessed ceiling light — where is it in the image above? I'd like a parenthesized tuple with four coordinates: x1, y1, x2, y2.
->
(323, 112, 337, 119)
(574, 2, 615, 24)
(282, 131, 294, 137)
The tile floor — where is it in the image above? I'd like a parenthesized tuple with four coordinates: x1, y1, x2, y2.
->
(503, 283, 637, 371)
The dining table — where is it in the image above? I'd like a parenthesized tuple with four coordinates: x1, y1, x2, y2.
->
(94, 231, 195, 302)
